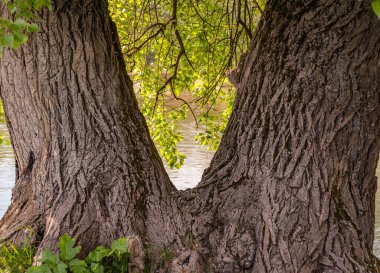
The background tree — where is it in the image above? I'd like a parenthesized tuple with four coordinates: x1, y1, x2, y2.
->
(0, 0, 380, 272)
(108, 0, 264, 167)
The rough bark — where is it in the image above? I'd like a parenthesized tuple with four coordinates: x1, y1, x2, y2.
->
(186, 1, 380, 272)
(0, 0, 177, 255)
(0, 0, 380, 273)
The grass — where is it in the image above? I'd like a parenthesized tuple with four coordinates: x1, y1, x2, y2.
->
(159, 247, 174, 268)
(0, 244, 35, 273)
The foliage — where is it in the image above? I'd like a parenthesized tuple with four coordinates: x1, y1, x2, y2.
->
(109, 0, 264, 167)
(0, 0, 263, 168)
(373, 0, 380, 18)
(0, 0, 51, 55)
(0, 130, 11, 145)
(27, 235, 131, 273)
(0, 99, 4, 120)
(0, 243, 35, 273)
(0, 99, 5, 142)
(0, 236, 144, 273)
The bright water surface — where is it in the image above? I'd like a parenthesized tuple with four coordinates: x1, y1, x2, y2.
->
(1, 120, 380, 256)
(0, 122, 15, 218)
(0, 119, 214, 212)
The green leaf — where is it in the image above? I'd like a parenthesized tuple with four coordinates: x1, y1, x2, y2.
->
(9, 5, 17, 13)
(111, 238, 128, 253)
(68, 258, 89, 273)
(9, 19, 27, 31)
(86, 246, 112, 263)
(58, 234, 81, 261)
(373, 0, 380, 19)
(27, 23, 39, 32)
(40, 249, 60, 266)
(13, 32, 28, 49)
(14, 32, 28, 43)
(2, 34, 14, 47)
(33, 0, 46, 9)
(90, 263, 104, 273)
(57, 262, 68, 273)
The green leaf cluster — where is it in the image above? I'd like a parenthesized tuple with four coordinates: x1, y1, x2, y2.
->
(0, 99, 4, 121)
(148, 110, 186, 169)
(0, 100, 6, 142)
(0, 0, 51, 54)
(109, 0, 264, 167)
(27, 235, 131, 273)
(0, 134, 11, 145)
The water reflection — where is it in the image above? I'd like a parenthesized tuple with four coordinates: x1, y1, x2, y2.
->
(166, 120, 214, 190)
(0, 122, 15, 217)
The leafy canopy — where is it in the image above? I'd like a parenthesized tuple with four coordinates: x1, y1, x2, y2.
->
(109, 0, 263, 167)
(0, 0, 263, 168)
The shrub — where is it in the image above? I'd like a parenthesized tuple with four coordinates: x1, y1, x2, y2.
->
(27, 235, 131, 273)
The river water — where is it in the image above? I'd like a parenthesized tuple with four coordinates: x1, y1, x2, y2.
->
(0, 120, 214, 212)
(0, 122, 14, 218)
(1, 120, 380, 256)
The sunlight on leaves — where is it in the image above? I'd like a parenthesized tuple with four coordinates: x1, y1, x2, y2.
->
(109, 0, 264, 167)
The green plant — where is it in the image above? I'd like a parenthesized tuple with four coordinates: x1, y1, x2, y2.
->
(158, 247, 174, 268)
(373, 0, 380, 18)
(108, 0, 264, 167)
(0, 0, 52, 55)
(184, 232, 195, 249)
(0, 243, 35, 273)
(27, 235, 131, 273)
(0, 99, 4, 120)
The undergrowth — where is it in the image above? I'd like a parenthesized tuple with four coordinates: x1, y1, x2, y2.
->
(0, 243, 35, 273)
(0, 235, 143, 273)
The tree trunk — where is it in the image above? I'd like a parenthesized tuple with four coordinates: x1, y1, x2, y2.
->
(0, 0, 178, 256)
(189, 1, 380, 272)
(1, 0, 380, 272)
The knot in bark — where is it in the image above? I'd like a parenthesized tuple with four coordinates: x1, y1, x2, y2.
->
(127, 236, 145, 272)
(168, 250, 206, 273)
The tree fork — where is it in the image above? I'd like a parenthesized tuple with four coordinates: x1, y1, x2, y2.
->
(1, 0, 380, 273)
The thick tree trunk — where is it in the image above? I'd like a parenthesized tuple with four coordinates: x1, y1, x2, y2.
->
(0, 0, 380, 272)
(187, 1, 380, 272)
(0, 0, 178, 256)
